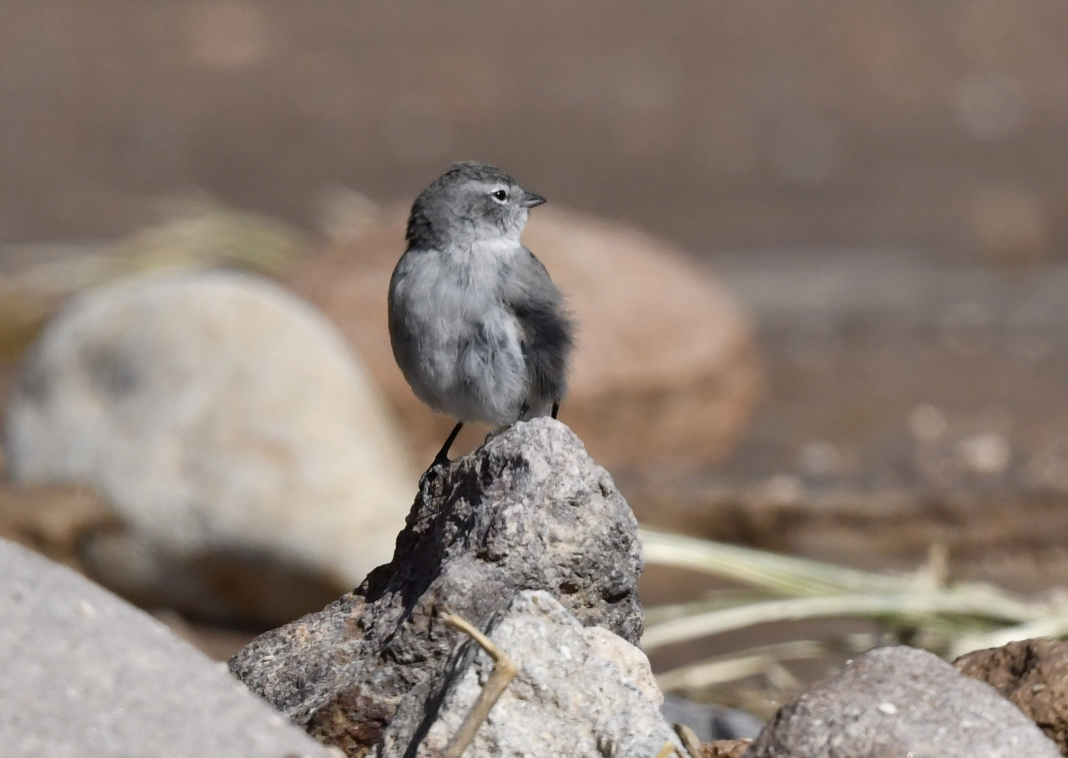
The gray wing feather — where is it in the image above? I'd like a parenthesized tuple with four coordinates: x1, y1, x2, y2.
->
(503, 248, 574, 404)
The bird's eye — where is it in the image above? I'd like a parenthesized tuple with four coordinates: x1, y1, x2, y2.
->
(491, 189, 508, 202)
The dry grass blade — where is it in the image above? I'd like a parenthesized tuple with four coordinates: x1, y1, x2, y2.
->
(640, 527, 911, 596)
(438, 611, 518, 758)
(642, 592, 1044, 651)
(656, 639, 830, 691)
(639, 527, 1068, 664)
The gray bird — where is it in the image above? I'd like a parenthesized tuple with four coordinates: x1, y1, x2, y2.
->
(388, 161, 573, 467)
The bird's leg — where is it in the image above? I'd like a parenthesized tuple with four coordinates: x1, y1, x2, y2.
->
(433, 422, 464, 468)
(551, 402, 560, 420)
(439, 611, 517, 758)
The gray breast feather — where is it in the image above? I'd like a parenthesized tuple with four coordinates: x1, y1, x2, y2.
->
(388, 245, 572, 426)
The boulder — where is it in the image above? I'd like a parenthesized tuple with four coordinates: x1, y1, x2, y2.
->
(0, 536, 336, 758)
(955, 638, 1068, 754)
(287, 202, 761, 471)
(378, 590, 677, 758)
(230, 418, 644, 756)
(745, 646, 1060, 757)
(3, 269, 415, 624)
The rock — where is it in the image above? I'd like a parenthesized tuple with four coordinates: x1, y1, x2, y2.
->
(745, 646, 1060, 757)
(661, 693, 764, 741)
(230, 418, 644, 756)
(954, 638, 1068, 754)
(286, 202, 761, 472)
(378, 590, 677, 758)
(584, 624, 662, 706)
(4, 268, 415, 624)
(0, 536, 336, 758)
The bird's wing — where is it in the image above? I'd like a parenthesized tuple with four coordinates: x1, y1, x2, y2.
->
(503, 248, 574, 403)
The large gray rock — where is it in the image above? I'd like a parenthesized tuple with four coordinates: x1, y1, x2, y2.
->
(744, 646, 1060, 757)
(4, 268, 415, 623)
(378, 590, 677, 758)
(0, 537, 336, 758)
(230, 418, 644, 756)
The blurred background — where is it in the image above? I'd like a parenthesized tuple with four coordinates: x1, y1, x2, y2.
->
(4, 0, 1068, 724)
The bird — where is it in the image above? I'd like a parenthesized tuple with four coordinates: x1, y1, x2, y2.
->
(388, 161, 573, 468)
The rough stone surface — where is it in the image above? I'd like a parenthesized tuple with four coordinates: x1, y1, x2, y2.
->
(287, 203, 761, 471)
(0, 537, 336, 758)
(230, 418, 644, 757)
(584, 624, 662, 707)
(955, 638, 1068, 755)
(744, 646, 1060, 758)
(3, 268, 415, 624)
(378, 590, 676, 758)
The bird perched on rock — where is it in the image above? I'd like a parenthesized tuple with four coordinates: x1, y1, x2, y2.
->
(389, 161, 573, 467)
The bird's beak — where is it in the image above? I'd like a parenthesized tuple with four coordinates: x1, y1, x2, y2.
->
(519, 191, 547, 208)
